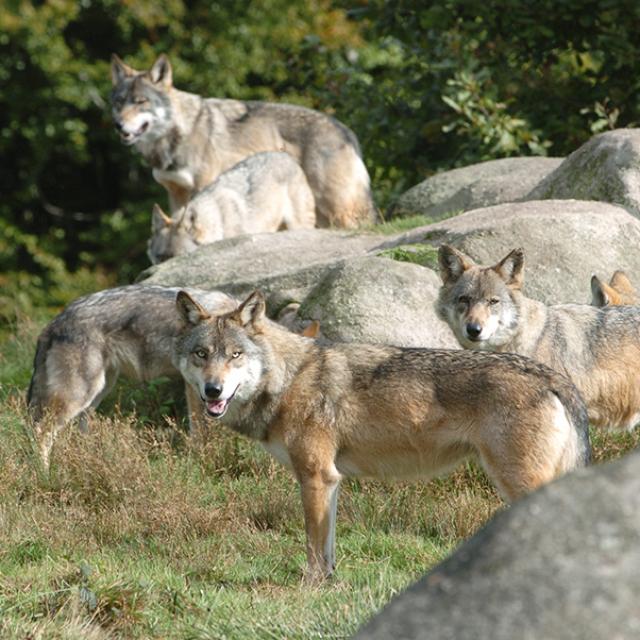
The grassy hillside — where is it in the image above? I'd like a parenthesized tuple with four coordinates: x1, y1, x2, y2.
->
(1, 311, 637, 639)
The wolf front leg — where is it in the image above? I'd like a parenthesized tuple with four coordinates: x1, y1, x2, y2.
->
(184, 382, 208, 444)
(299, 470, 342, 583)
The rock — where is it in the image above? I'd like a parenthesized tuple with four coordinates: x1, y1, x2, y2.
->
(299, 256, 457, 348)
(527, 128, 640, 217)
(382, 199, 640, 305)
(392, 157, 563, 220)
(354, 448, 640, 640)
(138, 228, 385, 314)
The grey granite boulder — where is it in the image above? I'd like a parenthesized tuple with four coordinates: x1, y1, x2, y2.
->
(392, 157, 563, 219)
(355, 448, 640, 640)
(527, 128, 640, 217)
(383, 199, 640, 305)
(299, 256, 457, 348)
(138, 228, 385, 315)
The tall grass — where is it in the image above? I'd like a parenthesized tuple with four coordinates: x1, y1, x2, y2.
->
(1, 311, 638, 638)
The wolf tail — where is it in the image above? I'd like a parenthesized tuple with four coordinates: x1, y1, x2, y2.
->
(551, 375, 591, 466)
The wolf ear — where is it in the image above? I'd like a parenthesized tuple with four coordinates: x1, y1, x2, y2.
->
(151, 204, 172, 233)
(236, 291, 266, 329)
(438, 244, 475, 284)
(591, 275, 611, 307)
(610, 270, 634, 295)
(493, 248, 524, 289)
(176, 291, 211, 326)
(111, 54, 136, 85)
(149, 54, 173, 87)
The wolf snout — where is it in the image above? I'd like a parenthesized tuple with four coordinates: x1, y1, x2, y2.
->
(465, 322, 483, 340)
(204, 382, 223, 399)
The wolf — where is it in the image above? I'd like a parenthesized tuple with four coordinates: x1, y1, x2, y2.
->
(174, 289, 590, 581)
(591, 270, 637, 307)
(27, 285, 238, 469)
(147, 151, 316, 264)
(437, 244, 640, 431)
(110, 54, 376, 228)
(28, 286, 321, 469)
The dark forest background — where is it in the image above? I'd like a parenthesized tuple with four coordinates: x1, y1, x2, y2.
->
(2, 0, 640, 318)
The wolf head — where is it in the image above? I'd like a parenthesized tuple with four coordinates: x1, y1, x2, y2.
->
(591, 270, 637, 307)
(147, 204, 201, 264)
(436, 244, 524, 350)
(110, 54, 174, 146)
(174, 290, 266, 419)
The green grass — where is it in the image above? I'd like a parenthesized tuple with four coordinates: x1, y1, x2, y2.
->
(2, 309, 639, 639)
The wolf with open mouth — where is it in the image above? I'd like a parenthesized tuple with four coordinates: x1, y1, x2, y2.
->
(173, 288, 590, 583)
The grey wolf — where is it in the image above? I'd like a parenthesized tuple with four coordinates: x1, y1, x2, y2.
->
(110, 54, 376, 228)
(147, 151, 316, 264)
(437, 244, 640, 430)
(591, 270, 637, 307)
(28, 286, 320, 469)
(27, 285, 237, 469)
(174, 289, 590, 581)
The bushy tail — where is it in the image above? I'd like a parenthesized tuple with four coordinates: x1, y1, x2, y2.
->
(551, 375, 591, 466)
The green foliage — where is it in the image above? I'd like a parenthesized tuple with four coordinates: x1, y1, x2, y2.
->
(3, 1, 640, 311)
(378, 243, 440, 270)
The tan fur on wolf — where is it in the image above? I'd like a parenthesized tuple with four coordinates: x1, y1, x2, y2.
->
(110, 54, 376, 229)
(175, 290, 589, 582)
(591, 271, 638, 307)
(437, 245, 640, 431)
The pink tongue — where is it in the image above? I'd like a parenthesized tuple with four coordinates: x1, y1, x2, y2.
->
(207, 399, 227, 414)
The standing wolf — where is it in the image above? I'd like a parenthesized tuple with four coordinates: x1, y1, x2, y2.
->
(147, 151, 316, 264)
(437, 244, 640, 430)
(174, 289, 590, 581)
(110, 54, 376, 228)
(27, 285, 237, 469)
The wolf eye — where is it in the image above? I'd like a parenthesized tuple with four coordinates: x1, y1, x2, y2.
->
(231, 350, 242, 359)
(194, 349, 207, 359)
(488, 298, 500, 306)
(134, 97, 148, 105)
(457, 295, 470, 305)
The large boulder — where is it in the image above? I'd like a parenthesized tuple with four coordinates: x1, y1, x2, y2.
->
(355, 448, 640, 640)
(382, 199, 640, 304)
(299, 256, 457, 348)
(527, 128, 640, 217)
(392, 157, 563, 220)
(138, 228, 385, 314)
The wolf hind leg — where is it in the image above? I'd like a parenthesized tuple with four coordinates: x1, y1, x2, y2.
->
(477, 398, 577, 502)
(31, 360, 112, 470)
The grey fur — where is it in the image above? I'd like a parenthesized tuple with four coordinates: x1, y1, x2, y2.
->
(28, 284, 237, 468)
(147, 151, 316, 264)
(111, 54, 377, 228)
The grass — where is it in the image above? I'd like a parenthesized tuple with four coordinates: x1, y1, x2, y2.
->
(2, 310, 639, 639)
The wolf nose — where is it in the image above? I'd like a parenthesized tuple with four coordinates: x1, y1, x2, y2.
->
(204, 382, 223, 399)
(466, 322, 482, 339)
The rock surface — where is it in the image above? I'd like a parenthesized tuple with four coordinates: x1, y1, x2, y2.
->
(299, 256, 457, 348)
(355, 448, 640, 640)
(527, 128, 640, 217)
(392, 157, 563, 219)
(384, 199, 640, 304)
(138, 228, 385, 314)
